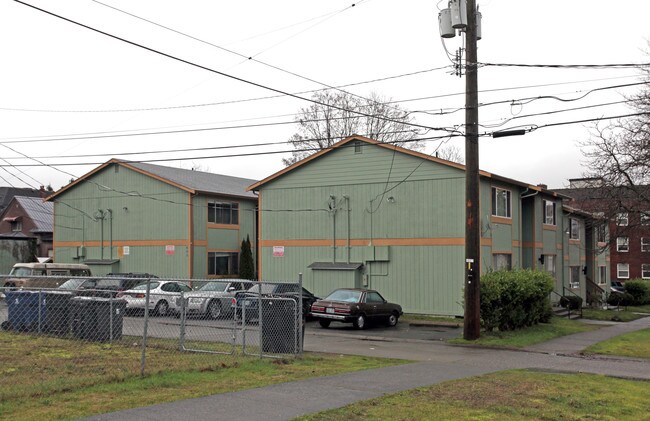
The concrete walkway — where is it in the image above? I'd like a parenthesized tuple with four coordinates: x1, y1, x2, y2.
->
(81, 316, 650, 421)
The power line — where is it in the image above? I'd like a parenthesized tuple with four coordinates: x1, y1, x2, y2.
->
(14, 1, 439, 133)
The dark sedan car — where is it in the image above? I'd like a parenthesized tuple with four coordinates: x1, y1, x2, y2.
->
(310, 288, 403, 329)
(232, 283, 319, 321)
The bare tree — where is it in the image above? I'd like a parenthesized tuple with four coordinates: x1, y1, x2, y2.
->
(435, 144, 464, 164)
(576, 63, 650, 244)
(282, 91, 424, 166)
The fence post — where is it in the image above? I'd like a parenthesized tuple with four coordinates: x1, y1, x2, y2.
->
(38, 290, 42, 334)
(140, 278, 152, 377)
(179, 291, 186, 351)
(109, 297, 113, 343)
(258, 282, 263, 359)
(298, 273, 303, 356)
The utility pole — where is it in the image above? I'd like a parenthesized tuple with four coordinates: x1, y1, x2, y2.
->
(463, 0, 480, 340)
(438, 0, 481, 340)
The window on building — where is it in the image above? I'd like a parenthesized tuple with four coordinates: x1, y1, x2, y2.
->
(544, 255, 556, 278)
(643, 264, 650, 280)
(570, 218, 580, 240)
(10, 220, 22, 232)
(641, 263, 650, 279)
(598, 266, 607, 285)
(596, 223, 607, 243)
(616, 212, 629, 226)
(642, 238, 650, 253)
(544, 200, 556, 225)
(491, 187, 511, 218)
(617, 263, 630, 279)
(616, 237, 629, 252)
(208, 201, 239, 225)
(641, 212, 650, 225)
(570, 266, 580, 289)
(208, 252, 239, 276)
(493, 253, 512, 271)
(354, 141, 362, 154)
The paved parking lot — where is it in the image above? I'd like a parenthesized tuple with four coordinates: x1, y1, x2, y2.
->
(0, 299, 460, 346)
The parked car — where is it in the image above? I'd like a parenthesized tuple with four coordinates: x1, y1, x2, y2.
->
(178, 280, 254, 319)
(117, 280, 192, 316)
(57, 277, 98, 294)
(232, 283, 319, 321)
(611, 281, 625, 293)
(310, 288, 403, 329)
(3, 263, 91, 290)
(81, 276, 152, 298)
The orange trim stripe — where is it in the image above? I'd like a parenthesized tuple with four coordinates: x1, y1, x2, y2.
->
(260, 237, 467, 247)
(55, 239, 189, 247)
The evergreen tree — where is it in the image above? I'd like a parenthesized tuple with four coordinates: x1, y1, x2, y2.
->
(239, 235, 255, 280)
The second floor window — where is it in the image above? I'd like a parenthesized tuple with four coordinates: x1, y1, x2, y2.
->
(208, 201, 239, 225)
(642, 212, 650, 225)
(616, 237, 629, 252)
(10, 220, 22, 232)
(570, 218, 580, 240)
(616, 212, 629, 226)
(544, 200, 556, 225)
(642, 238, 650, 252)
(492, 187, 511, 218)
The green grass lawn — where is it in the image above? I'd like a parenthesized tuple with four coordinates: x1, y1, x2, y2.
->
(582, 308, 646, 322)
(626, 304, 650, 313)
(0, 331, 403, 420)
(586, 328, 650, 359)
(449, 316, 600, 348)
(295, 370, 650, 421)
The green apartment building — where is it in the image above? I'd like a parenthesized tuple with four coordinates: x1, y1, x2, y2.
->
(47, 159, 257, 278)
(249, 136, 607, 316)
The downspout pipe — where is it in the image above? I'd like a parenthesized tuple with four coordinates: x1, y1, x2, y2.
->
(107, 209, 113, 260)
(344, 195, 351, 264)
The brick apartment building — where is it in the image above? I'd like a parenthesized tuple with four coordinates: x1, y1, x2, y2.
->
(555, 178, 650, 284)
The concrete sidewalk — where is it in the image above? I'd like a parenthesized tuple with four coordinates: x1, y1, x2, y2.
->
(81, 316, 650, 421)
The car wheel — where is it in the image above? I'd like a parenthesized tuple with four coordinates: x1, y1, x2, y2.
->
(387, 312, 399, 327)
(353, 314, 366, 330)
(207, 300, 222, 319)
(318, 319, 331, 328)
(155, 300, 169, 317)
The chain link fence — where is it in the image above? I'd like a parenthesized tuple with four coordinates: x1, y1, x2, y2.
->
(0, 275, 305, 375)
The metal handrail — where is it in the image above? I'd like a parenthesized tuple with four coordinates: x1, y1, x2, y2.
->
(562, 286, 583, 319)
(585, 277, 606, 308)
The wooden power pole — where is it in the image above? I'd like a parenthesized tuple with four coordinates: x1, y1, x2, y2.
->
(463, 0, 481, 340)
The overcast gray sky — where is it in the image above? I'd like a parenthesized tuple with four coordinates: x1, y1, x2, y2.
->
(1, 0, 648, 191)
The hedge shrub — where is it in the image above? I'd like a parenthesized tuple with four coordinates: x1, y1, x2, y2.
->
(559, 295, 583, 310)
(623, 279, 650, 305)
(607, 291, 634, 307)
(480, 269, 554, 332)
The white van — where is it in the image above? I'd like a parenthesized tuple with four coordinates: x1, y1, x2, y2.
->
(3, 263, 92, 289)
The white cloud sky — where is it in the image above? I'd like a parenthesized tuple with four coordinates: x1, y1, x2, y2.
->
(0, 0, 648, 190)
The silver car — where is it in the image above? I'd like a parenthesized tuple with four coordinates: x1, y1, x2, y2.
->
(117, 280, 192, 316)
(178, 280, 253, 319)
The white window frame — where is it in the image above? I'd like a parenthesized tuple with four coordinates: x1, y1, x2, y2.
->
(544, 255, 556, 278)
(616, 237, 629, 252)
(491, 187, 512, 218)
(598, 265, 607, 285)
(543, 200, 556, 225)
(569, 266, 580, 289)
(616, 212, 629, 226)
(641, 212, 650, 225)
(569, 218, 580, 240)
(617, 263, 630, 279)
(643, 264, 650, 280)
(642, 238, 650, 253)
(493, 253, 512, 271)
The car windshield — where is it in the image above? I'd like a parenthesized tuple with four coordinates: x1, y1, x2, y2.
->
(59, 278, 87, 289)
(96, 279, 121, 288)
(325, 289, 361, 303)
(198, 282, 228, 292)
(9, 267, 32, 276)
(131, 282, 159, 291)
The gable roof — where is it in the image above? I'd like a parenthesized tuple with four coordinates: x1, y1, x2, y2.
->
(248, 135, 567, 198)
(0, 187, 41, 213)
(14, 196, 53, 233)
(47, 159, 258, 201)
